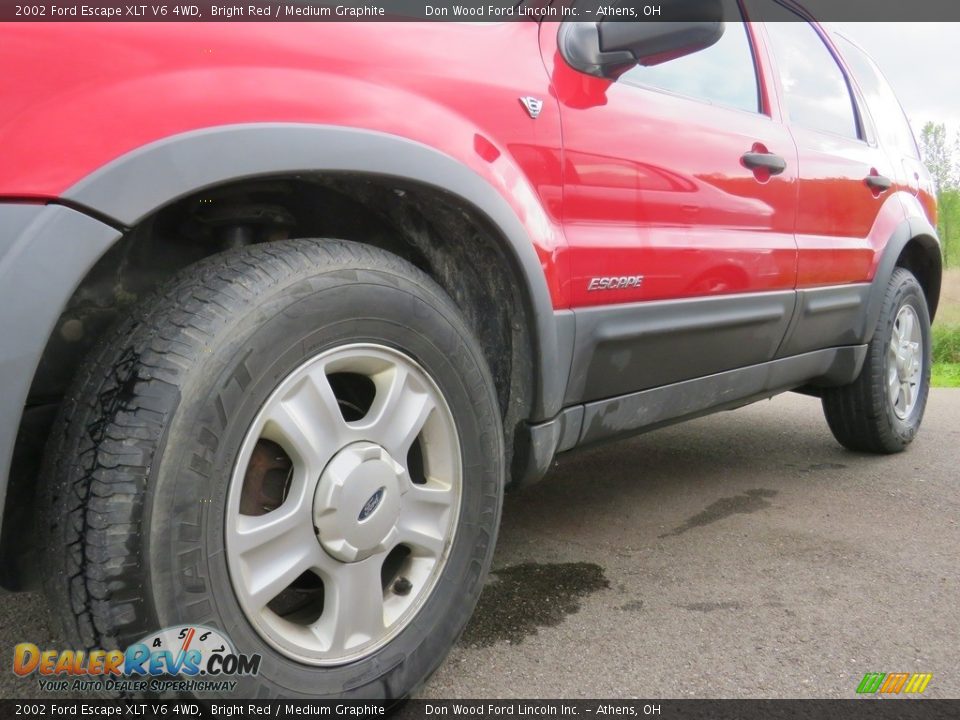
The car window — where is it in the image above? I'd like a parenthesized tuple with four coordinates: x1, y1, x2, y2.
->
(835, 35, 920, 159)
(763, 7, 859, 139)
(619, 0, 759, 113)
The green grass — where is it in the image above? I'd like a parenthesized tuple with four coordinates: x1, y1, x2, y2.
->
(932, 324, 960, 388)
(933, 324, 960, 363)
(932, 362, 960, 388)
(931, 268, 960, 388)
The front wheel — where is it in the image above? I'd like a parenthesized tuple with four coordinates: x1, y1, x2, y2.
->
(41, 239, 504, 698)
(822, 267, 932, 453)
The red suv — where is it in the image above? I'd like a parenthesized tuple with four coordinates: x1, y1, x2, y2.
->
(0, 4, 941, 700)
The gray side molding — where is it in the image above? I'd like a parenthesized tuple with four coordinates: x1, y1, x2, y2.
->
(578, 345, 868, 447)
(63, 123, 568, 420)
(0, 204, 123, 535)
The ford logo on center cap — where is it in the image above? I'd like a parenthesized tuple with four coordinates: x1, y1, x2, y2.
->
(358, 487, 386, 521)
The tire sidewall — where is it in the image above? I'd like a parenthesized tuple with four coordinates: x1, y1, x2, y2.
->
(143, 268, 502, 698)
(878, 273, 932, 446)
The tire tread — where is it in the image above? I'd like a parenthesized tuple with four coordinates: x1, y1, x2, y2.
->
(821, 267, 931, 454)
(41, 239, 481, 653)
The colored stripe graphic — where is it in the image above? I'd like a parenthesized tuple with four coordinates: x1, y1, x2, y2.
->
(857, 672, 932, 694)
(880, 673, 909, 693)
(903, 673, 933, 694)
(856, 673, 885, 694)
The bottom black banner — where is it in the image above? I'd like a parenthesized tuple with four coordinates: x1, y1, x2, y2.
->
(0, 699, 958, 720)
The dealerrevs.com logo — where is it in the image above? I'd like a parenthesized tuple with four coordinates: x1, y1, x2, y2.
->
(13, 625, 261, 694)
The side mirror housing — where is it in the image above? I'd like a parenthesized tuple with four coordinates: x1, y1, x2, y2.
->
(559, 1, 726, 78)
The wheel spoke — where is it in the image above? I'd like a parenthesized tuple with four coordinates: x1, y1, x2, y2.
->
(900, 310, 915, 346)
(906, 342, 921, 374)
(233, 510, 322, 610)
(397, 484, 455, 558)
(887, 343, 899, 391)
(889, 373, 900, 407)
(313, 557, 386, 653)
(302, 365, 348, 426)
(360, 365, 435, 459)
(901, 380, 913, 413)
(404, 481, 456, 507)
(261, 371, 345, 475)
(396, 521, 446, 558)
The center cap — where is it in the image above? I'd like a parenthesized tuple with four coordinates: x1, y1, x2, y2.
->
(313, 442, 404, 563)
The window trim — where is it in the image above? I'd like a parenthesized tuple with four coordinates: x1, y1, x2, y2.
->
(834, 33, 922, 159)
(615, 11, 763, 117)
(765, 0, 868, 144)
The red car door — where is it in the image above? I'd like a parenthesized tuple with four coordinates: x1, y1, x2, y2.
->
(542, 5, 800, 404)
(832, 32, 939, 255)
(759, 6, 905, 357)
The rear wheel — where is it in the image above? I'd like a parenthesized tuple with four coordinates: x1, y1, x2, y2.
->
(41, 239, 503, 698)
(822, 267, 931, 453)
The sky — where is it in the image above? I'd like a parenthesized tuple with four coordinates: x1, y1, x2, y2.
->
(830, 22, 960, 145)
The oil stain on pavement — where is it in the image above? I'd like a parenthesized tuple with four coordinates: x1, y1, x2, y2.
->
(460, 562, 609, 647)
(659, 488, 778, 538)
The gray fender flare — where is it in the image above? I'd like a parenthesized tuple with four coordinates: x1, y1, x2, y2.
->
(0, 204, 122, 546)
(859, 215, 941, 343)
(62, 123, 572, 420)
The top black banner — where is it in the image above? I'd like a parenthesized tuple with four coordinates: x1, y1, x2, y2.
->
(4, 0, 960, 23)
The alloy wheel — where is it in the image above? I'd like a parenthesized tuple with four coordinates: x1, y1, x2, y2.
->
(225, 344, 461, 665)
(887, 304, 923, 420)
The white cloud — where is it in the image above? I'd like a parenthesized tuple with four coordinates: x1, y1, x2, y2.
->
(829, 22, 960, 140)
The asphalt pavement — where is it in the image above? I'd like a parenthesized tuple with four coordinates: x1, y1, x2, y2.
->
(2, 390, 958, 699)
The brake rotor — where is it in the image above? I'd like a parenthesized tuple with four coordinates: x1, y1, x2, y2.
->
(240, 439, 293, 516)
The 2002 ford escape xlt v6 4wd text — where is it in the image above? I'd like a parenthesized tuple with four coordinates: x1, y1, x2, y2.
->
(0, 1, 941, 700)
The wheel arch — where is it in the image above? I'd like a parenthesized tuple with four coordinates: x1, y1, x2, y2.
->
(862, 216, 942, 343)
(893, 230, 942, 323)
(2, 125, 573, 589)
(60, 124, 568, 417)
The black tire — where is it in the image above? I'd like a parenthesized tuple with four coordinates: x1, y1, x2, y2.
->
(40, 239, 504, 699)
(821, 267, 932, 454)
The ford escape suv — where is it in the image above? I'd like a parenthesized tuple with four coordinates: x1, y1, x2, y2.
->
(0, 2, 941, 699)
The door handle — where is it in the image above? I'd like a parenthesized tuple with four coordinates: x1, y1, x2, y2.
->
(741, 151, 787, 176)
(865, 173, 892, 192)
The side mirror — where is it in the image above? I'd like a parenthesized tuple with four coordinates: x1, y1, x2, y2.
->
(559, 1, 726, 79)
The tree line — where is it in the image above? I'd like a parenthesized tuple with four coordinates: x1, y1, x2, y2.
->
(920, 122, 959, 268)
